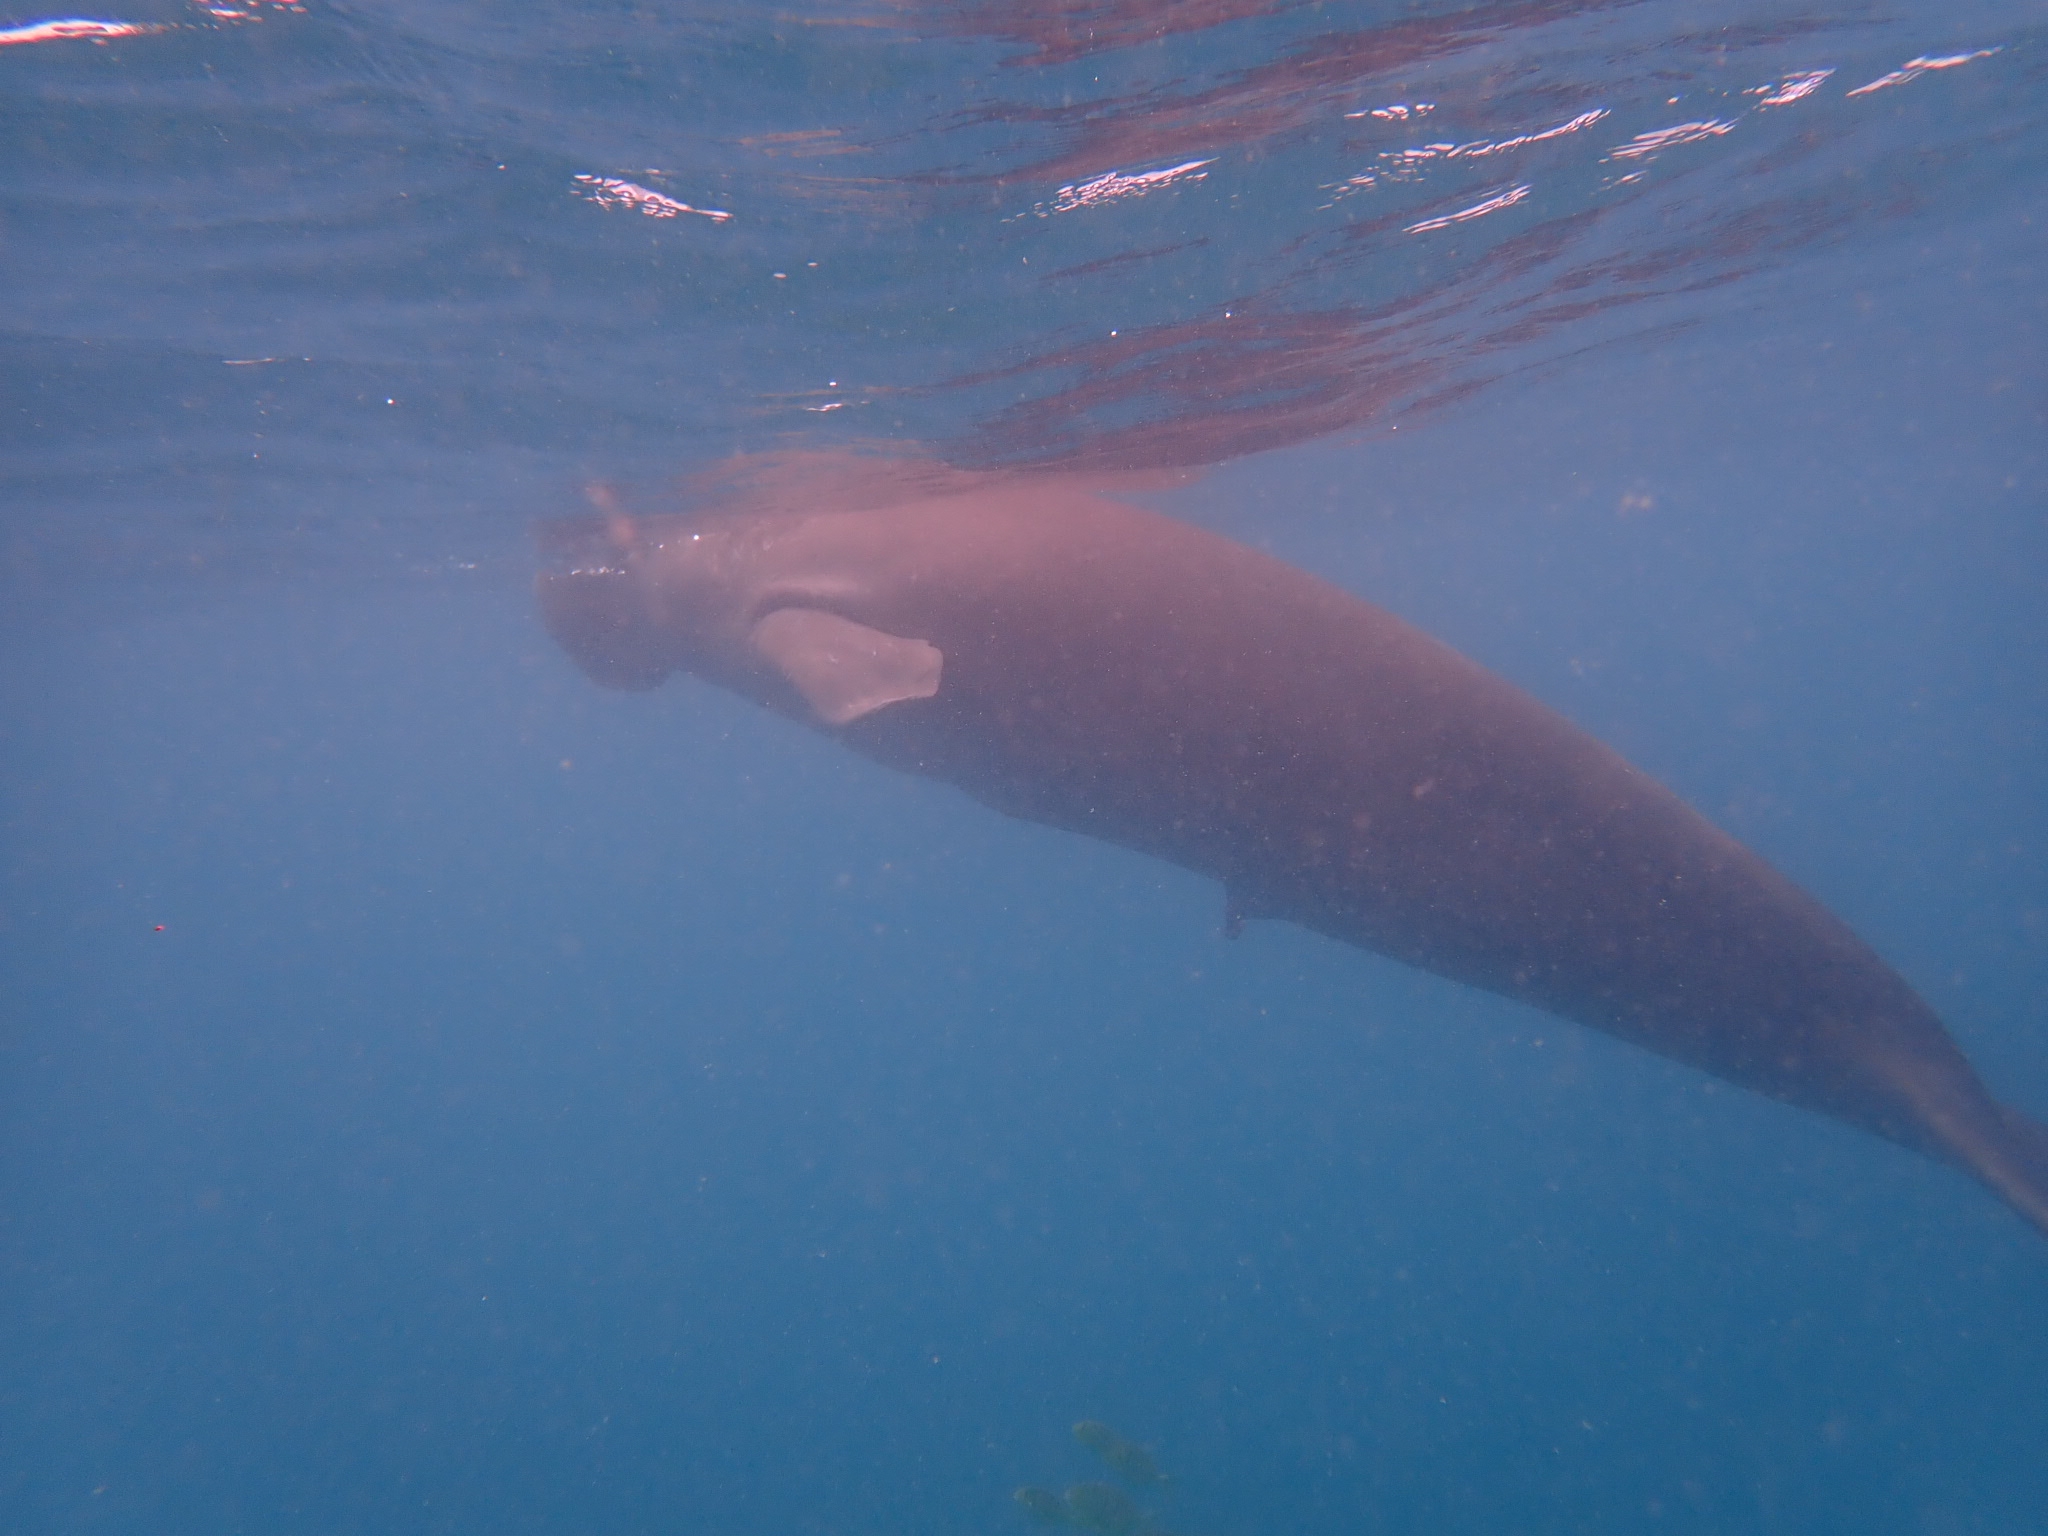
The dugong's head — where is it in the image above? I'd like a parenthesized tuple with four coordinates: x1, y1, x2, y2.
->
(535, 497, 943, 728)
(534, 512, 685, 690)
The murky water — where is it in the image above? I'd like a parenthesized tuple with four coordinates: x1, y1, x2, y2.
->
(4, 4, 2045, 1533)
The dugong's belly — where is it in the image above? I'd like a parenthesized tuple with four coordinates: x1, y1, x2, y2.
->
(836, 518, 1946, 1138)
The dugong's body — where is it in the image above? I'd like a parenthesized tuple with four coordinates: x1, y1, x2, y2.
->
(538, 460, 2048, 1237)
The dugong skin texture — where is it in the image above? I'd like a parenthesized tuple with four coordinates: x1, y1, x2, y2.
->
(536, 463, 2048, 1239)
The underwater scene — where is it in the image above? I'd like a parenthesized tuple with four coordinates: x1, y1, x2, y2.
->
(3, 3, 2045, 1533)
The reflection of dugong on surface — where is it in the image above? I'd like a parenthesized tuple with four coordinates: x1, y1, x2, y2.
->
(537, 451, 2048, 1240)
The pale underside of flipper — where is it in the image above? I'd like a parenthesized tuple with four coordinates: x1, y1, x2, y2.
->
(749, 607, 943, 726)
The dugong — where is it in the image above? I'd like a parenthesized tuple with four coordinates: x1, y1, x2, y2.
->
(536, 456, 2048, 1239)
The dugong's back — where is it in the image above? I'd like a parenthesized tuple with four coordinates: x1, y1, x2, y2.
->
(539, 471, 2048, 1237)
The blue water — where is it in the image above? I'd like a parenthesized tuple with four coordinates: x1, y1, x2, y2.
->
(4, 3, 2045, 1533)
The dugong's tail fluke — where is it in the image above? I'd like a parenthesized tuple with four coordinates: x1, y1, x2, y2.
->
(1986, 1106, 2048, 1238)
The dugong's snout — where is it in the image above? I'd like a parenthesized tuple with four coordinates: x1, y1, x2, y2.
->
(534, 515, 677, 691)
